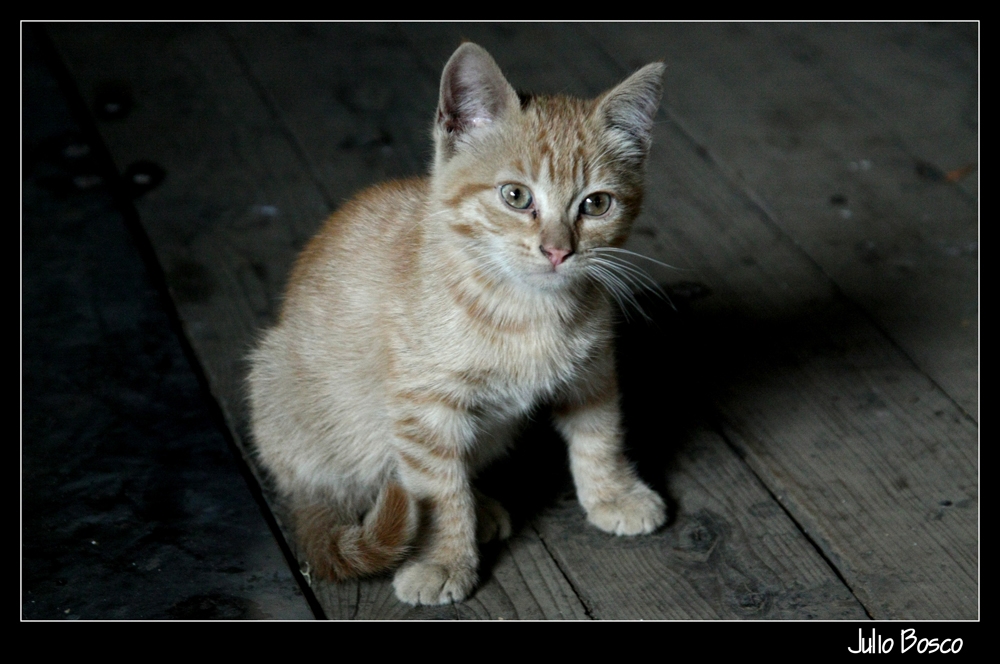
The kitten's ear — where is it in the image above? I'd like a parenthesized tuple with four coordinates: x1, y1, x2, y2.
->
(597, 62, 665, 164)
(435, 42, 519, 157)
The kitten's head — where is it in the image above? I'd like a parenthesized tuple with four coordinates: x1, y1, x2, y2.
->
(430, 42, 664, 294)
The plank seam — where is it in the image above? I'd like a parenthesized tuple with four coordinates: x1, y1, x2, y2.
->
(214, 24, 339, 213)
(713, 420, 875, 620)
(529, 522, 595, 620)
(793, 26, 978, 208)
(351, 580, 361, 620)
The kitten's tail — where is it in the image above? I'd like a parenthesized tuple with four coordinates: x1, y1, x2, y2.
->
(292, 482, 418, 581)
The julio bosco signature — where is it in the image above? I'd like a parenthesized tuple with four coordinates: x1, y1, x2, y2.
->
(849, 628, 964, 654)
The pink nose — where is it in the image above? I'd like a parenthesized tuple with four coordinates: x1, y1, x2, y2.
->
(540, 246, 572, 267)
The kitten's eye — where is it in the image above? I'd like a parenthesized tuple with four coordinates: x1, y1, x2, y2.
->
(500, 183, 534, 210)
(580, 192, 612, 217)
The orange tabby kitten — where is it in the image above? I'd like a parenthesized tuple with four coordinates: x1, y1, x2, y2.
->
(248, 42, 667, 605)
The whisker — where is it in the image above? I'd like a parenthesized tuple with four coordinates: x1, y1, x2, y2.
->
(591, 246, 687, 272)
(586, 263, 651, 322)
(585, 264, 633, 321)
(591, 256, 660, 290)
(593, 257, 675, 309)
(590, 258, 650, 298)
(589, 254, 677, 312)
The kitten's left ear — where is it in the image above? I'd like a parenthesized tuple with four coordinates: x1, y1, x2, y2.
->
(597, 62, 665, 164)
(435, 42, 519, 157)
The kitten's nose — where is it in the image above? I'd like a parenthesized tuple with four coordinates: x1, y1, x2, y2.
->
(540, 245, 572, 267)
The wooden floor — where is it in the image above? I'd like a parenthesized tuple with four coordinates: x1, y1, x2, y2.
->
(43, 22, 978, 620)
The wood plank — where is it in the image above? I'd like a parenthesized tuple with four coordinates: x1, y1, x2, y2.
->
(640, 102, 978, 619)
(533, 428, 866, 619)
(794, 23, 978, 199)
(219, 23, 438, 204)
(568, 24, 978, 618)
(45, 22, 588, 620)
(44, 23, 329, 435)
(586, 22, 978, 419)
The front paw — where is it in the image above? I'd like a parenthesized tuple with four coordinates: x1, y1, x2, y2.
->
(585, 483, 667, 536)
(392, 560, 478, 605)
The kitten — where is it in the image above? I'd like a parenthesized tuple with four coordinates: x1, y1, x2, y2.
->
(248, 42, 667, 606)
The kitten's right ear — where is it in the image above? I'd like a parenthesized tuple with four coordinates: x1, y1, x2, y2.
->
(435, 43, 519, 158)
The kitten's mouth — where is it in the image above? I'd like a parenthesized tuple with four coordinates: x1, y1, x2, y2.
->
(525, 261, 578, 288)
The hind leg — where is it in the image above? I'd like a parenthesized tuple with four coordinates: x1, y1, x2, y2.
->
(474, 488, 512, 543)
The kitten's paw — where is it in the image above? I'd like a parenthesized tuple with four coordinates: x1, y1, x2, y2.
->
(585, 483, 667, 536)
(392, 560, 478, 605)
(475, 490, 512, 543)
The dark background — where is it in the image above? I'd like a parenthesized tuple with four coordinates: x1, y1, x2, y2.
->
(22, 25, 315, 620)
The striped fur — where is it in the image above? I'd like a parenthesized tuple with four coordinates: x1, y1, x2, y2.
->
(248, 43, 667, 606)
